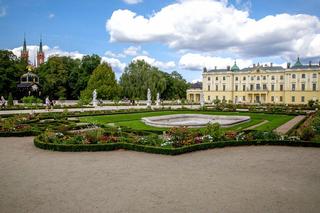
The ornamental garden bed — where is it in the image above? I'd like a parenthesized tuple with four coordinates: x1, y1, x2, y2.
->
(33, 124, 320, 155)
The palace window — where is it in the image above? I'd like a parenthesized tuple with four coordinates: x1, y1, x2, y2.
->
(280, 84, 284, 91)
(301, 96, 305, 102)
(271, 84, 275, 91)
(263, 76, 266, 80)
(263, 84, 267, 90)
(271, 96, 274, 102)
(292, 96, 295, 102)
(292, 74, 296, 79)
(251, 76, 254, 80)
(208, 77, 211, 81)
(208, 85, 211, 91)
(301, 74, 306, 79)
(292, 84, 296, 91)
(243, 85, 246, 91)
(250, 84, 254, 91)
(257, 76, 260, 80)
(223, 76, 226, 81)
(280, 96, 283, 102)
(256, 84, 261, 90)
(216, 77, 218, 80)
(216, 84, 218, 91)
(301, 83, 305, 91)
(271, 76, 275, 80)
(243, 76, 246, 81)
(235, 77, 238, 81)
(313, 83, 317, 91)
(313, 73, 317, 78)
(243, 96, 246, 101)
(280, 75, 284, 80)
(223, 85, 226, 91)
(235, 85, 238, 91)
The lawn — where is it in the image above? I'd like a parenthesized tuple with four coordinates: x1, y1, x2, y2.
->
(79, 110, 294, 132)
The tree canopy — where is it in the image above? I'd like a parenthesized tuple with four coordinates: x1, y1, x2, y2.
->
(0, 50, 27, 98)
(80, 62, 119, 101)
(120, 60, 188, 100)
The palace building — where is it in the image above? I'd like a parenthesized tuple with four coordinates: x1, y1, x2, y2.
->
(187, 58, 320, 105)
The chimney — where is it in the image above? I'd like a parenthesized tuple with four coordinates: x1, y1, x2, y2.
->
(270, 62, 273, 67)
(287, 62, 291, 69)
(309, 61, 312, 67)
(227, 65, 230, 71)
(203, 67, 207, 72)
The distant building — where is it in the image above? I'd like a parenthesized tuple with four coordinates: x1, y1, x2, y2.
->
(20, 35, 45, 67)
(17, 65, 41, 99)
(187, 58, 320, 105)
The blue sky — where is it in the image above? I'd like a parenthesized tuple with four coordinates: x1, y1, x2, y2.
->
(0, 0, 319, 82)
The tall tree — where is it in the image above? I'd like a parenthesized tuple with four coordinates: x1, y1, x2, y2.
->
(119, 60, 167, 100)
(0, 50, 26, 98)
(80, 62, 119, 100)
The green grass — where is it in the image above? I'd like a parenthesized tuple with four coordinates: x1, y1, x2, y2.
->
(79, 110, 294, 132)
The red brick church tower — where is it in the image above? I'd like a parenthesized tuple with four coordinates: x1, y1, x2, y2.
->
(21, 35, 29, 62)
(37, 36, 45, 66)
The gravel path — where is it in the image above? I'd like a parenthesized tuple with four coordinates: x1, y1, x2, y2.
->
(275, 115, 306, 134)
(0, 137, 320, 213)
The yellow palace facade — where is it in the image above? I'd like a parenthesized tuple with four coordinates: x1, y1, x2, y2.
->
(187, 58, 320, 104)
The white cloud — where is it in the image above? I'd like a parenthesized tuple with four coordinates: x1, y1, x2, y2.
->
(105, 46, 148, 58)
(123, 45, 141, 56)
(105, 50, 126, 58)
(48, 13, 55, 19)
(101, 57, 126, 72)
(107, 0, 320, 59)
(122, 0, 143, 4)
(133, 55, 176, 70)
(179, 53, 252, 70)
(0, 6, 6, 17)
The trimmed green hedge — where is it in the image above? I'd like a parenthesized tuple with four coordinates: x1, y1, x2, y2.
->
(34, 137, 320, 155)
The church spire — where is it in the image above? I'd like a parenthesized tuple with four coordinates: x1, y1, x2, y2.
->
(39, 34, 43, 52)
(23, 33, 27, 51)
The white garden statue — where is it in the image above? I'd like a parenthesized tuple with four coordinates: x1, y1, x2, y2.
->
(156, 92, 160, 106)
(147, 88, 151, 107)
(92, 89, 97, 107)
(200, 92, 205, 107)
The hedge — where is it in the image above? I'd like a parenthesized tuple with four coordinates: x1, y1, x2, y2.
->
(34, 137, 320, 155)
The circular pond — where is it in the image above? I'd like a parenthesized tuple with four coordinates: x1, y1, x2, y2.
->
(141, 114, 250, 128)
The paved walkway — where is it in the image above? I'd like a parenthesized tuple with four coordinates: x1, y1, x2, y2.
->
(275, 115, 306, 134)
(0, 105, 200, 115)
(1, 137, 320, 213)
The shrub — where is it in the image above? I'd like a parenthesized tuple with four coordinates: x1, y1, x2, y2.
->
(84, 129, 105, 144)
(7, 93, 13, 107)
(203, 123, 224, 141)
(137, 134, 163, 146)
(22, 96, 42, 108)
(251, 130, 281, 141)
(300, 127, 316, 141)
(312, 116, 320, 134)
(167, 127, 194, 148)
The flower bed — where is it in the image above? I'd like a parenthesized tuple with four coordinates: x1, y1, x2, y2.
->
(34, 125, 320, 155)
